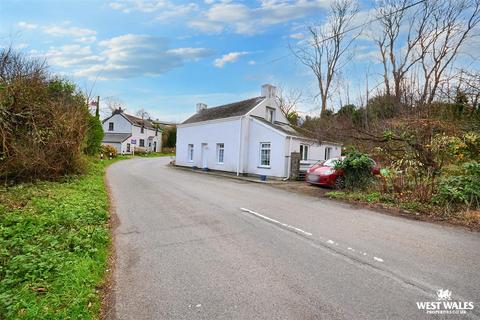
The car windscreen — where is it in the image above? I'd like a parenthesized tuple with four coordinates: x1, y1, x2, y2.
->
(323, 158, 341, 167)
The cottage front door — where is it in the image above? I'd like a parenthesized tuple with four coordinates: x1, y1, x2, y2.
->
(201, 143, 208, 169)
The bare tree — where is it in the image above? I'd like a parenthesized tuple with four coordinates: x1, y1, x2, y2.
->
(275, 86, 303, 125)
(418, 0, 480, 105)
(135, 108, 150, 120)
(104, 97, 126, 112)
(374, 0, 433, 104)
(374, 0, 480, 106)
(292, 0, 359, 116)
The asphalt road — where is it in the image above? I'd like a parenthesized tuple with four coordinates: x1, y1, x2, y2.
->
(107, 157, 480, 320)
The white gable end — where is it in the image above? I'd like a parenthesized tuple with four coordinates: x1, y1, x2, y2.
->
(103, 114, 132, 133)
(247, 97, 289, 124)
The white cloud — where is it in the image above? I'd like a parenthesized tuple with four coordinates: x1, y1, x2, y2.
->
(214, 51, 250, 68)
(156, 3, 198, 21)
(17, 21, 38, 29)
(290, 32, 304, 39)
(248, 60, 256, 65)
(189, 0, 332, 35)
(43, 25, 97, 42)
(43, 45, 103, 68)
(109, 0, 198, 17)
(72, 34, 213, 79)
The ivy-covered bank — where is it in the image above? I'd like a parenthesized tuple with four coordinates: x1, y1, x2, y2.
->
(0, 157, 122, 319)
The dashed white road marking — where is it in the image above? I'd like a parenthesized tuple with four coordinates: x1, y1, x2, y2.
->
(240, 208, 385, 264)
(240, 208, 312, 236)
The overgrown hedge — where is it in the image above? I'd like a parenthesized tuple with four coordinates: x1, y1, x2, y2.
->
(0, 48, 98, 183)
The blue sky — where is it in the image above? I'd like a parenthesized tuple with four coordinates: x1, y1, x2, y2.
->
(2, 0, 364, 121)
(6, 0, 475, 122)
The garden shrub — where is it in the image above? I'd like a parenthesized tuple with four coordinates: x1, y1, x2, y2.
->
(134, 147, 148, 155)
(434, 161, 480, 209)
(334, 149, 374, 190)
(100, 145, 117, 158)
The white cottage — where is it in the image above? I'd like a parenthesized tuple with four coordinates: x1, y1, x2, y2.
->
(176, 84, 342, 179)
(101, 108, 162, 154)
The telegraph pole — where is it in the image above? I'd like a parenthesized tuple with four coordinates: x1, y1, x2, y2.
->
(95, 96, 100, 118)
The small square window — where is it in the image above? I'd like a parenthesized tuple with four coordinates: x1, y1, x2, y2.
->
(139, 139, 145, 147)
(266, 107, 275, 123)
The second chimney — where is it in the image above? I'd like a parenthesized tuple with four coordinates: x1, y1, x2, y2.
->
(196, 103, 207, 113)
(261, 84, 277, 99)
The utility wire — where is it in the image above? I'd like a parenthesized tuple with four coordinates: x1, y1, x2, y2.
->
(263, 0, 427, 65)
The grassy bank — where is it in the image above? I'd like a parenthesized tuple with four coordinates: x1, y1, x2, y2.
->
(0, 157, 123, 319)
(325, 190, 480, 230)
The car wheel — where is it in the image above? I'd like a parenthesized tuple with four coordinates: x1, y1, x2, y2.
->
(334, 176, 346, 189)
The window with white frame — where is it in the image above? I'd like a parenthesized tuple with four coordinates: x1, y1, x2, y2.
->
(216, 143, 224, 164)
(300, 144, 309, 161)
(259, 142, 271, 167)
(324, 147, 332, 160)
(108, 122, 114, 131)
(266, 107, 275, 123)
(188, 144, 194, 162)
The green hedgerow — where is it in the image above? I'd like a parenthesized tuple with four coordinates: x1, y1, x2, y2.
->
(334, 149, 375, 190)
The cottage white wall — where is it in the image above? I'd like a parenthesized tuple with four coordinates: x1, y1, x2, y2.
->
(102, 114, 161, 153)
(103, 114, 131, 133)
(290, 139, 342, 162)
(130, 125, 161, 151)
(322, 143, 342, 159)
(176, 118, 241, 171)
(290, 139, 322, 161)
(247, 119, 288, 178)
(248, 98, 289, 124)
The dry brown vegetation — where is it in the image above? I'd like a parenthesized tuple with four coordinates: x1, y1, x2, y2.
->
(0, 48, 92, 184)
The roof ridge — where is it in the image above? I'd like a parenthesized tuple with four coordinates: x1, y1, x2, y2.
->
(182, 96, 266, 124)
(204, 96, 265, 111)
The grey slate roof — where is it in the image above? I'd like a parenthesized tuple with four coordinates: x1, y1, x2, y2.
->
(182, 96, 265, 124)
(122, 113, 157, 130)
(102, 110, 160, 131)
(251, 116, 314, 140)
(102, 133, 132, 143)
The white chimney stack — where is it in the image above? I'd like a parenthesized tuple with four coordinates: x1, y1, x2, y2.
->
(196, 103, 207, 113)
(261, 84, 277, 99)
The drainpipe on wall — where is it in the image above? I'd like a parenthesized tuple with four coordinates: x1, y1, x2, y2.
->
(284, 136, 293, 181)
(236, 116, 244, 176)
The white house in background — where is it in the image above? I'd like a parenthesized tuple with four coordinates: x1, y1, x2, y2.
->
(101, 108, 162, 154)
(176, 84, 342, 179)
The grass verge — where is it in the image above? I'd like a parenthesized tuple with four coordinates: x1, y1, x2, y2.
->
(325, 190, 480, 230)
(0, 156, 126, 319)
(134, 152, 175, 158)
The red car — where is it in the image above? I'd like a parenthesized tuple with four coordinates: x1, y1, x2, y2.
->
(306, 157, 380, 188)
